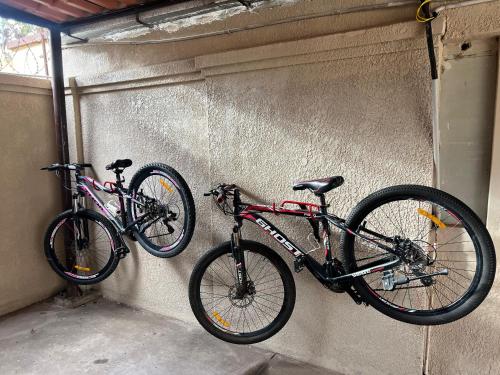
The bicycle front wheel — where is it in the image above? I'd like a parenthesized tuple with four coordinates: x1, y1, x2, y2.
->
(189, 240, 296, 344)
(127, 163, 195, 258)
(44, 209, 120, 285)
(340, 185, 496, 325)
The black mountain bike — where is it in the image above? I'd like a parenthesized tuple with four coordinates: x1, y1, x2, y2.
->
(189, 178, 496, 344)
(42, 159, 195, 284)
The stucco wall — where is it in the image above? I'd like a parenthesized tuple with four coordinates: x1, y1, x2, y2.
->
(0, 74, 64, 316)
(62, 1, 500, 374)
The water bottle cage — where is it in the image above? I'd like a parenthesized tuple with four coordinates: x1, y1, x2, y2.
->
(103, 181, 117, 193)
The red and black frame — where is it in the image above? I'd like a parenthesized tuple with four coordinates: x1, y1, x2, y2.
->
(207, 184, 448, 305)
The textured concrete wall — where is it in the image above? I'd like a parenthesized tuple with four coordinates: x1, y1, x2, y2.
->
(206, 52, 431, 374)
(438, 40, 498, 222)
(424, 7, 500, 374)
(425, 39, 500, 375)
(62, 1, 500, 373)
(483, 40, 500, 375)
(0, 74, 64, 316)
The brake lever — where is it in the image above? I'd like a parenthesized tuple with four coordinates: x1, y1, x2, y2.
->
(204, 183, 236, 198)
(204, 189, 219, 197)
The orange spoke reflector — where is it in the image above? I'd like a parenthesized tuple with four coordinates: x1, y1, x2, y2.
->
(417, 208, 447, 229)
(159, 178, 173, 193)
(212, 311, 231, 327)
(74, 265, 91, 272)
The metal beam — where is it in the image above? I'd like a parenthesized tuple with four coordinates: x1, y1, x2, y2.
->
(0, 3, 58, 29)
(49, 29, 71, 209)
(59, 0, 188, 30)
(0, 0, 195, 30)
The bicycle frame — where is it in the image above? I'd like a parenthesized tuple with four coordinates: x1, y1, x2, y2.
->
(74, 172, 146, 236)
(228, 188, 402, 291)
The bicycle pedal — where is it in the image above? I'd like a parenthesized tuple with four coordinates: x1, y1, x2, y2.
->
(116, 246, 130, 259)
(345, 285, 368, 306)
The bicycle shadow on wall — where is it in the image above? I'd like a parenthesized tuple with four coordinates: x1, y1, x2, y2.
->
(74, 94, 212, 291)
(105, 171, 202, 302)
(115, 218, 216, 302)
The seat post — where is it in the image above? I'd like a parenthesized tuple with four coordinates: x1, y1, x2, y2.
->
(317, 193, 328, 215)
(317, 193, 334, 266)
(114, 169, 123, 189)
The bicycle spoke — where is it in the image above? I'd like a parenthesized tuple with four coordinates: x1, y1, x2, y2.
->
(353, 195, 480, 314)
(199, 249, 285, 336)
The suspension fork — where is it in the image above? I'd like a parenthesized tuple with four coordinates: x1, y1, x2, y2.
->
(231, 188, 249, 295)
(231, 226, 248, 292)
(64, 193, 80, 270)
(70, 192, 89, 250)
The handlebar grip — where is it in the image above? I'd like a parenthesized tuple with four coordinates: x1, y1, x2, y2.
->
(41, 164, 62, 171)
(80, 163, 92, 168)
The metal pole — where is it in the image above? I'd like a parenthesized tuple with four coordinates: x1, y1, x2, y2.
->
(49, 29, 71, 210)
(50, 29, 81, 297)
(420, 0, 440, 188)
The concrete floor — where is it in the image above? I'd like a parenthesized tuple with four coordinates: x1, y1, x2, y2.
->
(0, 298, 339, 375)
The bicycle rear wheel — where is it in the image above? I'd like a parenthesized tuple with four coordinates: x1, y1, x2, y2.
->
(127, 163, 195, 258)
(340, 185, 496, 325)
(189, 240, 296, 344)
(44, 209, 120, 285)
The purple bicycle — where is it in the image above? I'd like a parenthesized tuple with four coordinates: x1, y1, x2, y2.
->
(42, 160, 195, 284)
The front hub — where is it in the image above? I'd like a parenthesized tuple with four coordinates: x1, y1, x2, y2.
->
(228, 281, 256, 308)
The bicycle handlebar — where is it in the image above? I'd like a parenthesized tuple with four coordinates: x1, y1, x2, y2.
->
(41, 163, 92, 171)
(204, 184, 237, 202)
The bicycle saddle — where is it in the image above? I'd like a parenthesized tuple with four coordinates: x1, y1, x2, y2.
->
(293, 176, 344, 194)
(106, 159, 133, 170)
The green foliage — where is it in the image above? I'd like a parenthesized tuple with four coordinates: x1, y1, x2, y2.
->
(0, 16, 47, 74)
(0, 17, 38, 43)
